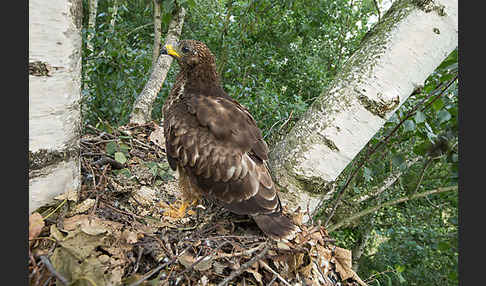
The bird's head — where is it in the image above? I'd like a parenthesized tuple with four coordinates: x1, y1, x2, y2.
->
(161, 40, 216, 69)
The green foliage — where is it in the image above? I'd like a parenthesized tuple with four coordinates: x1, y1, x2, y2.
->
(326, 48, 458, 286)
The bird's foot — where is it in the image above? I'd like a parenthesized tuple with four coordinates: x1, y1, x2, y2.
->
(163, 199, 198, 218)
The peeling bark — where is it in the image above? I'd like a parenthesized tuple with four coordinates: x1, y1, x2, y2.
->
(29, 0, 82, 213)
(130, 7, 186, 125)
(268, 0, 458, 221)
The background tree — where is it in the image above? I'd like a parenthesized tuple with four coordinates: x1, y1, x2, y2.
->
(29, 0, 83, 212)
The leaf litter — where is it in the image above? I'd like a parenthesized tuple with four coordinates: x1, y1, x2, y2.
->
(29, 121, 367, 286)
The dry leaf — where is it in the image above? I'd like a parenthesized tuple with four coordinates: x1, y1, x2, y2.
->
(29, 212, 44, 240)
(194, 255, 213, 271)
(54, 189, 78, 202)
(332, 246, 354, 281)
(245, 268, 263, 285)
(69, 198, 95, 215)
(277, 241, 291, 251)
(121, 230, 138, 244)
(149, 125, 165, 148)
(213, 261, 228, 274)
(178, 253, 196, 269)
(50, 224, 65, 241)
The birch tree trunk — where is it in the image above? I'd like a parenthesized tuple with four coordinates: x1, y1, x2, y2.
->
(152, 0, 162, 67)
(29, 0, 83, 213)
(268, 0, 458, 220)
(109, 0, 119, 34)
(86, 0, 98, 52)
(130, 7, 186, 125)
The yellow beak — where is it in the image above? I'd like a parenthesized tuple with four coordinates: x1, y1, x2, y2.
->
(164, 44, 181, 58)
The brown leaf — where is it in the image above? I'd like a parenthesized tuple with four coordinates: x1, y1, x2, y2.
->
(29, 212, 44, 240)
(332, 246, 354, 281)
(149, 125, 165, 148)
(121, 230, 138, 244)
(178, 253, 196, 269)
(245, 268, 263, 285)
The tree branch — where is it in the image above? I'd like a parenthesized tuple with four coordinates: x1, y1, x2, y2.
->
(348, 157, 421, 204)
(327, 185, 458, 232)
(129, 6, 186, 124)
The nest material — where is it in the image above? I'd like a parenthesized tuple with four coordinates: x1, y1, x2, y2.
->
(28, 122, 367, 286)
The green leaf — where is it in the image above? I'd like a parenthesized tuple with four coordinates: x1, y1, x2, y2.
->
(437, 241, 449, 251)
(105, 141, 117, 155)
(448, 270, 458, 281)
(397, 272, 406, 284)
(431, 98, 444, 112)
(187, 0, 196, 9)
(391, 154, 405, 168)
(395, 265, 405, 273)
(403, 120, 415, 132)
(119, 143, 131, 155)
(413, 142, 432, 155)
(161, 12, 173, 26)
(414, 111, 426, 123)
(386, 274, 392, 286)
(114, 152, 127, 164)
(451, 153, 458, 162)
(437, 110, 451, 123)
(364, 167, 373, 182)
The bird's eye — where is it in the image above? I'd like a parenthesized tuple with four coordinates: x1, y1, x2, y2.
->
(181, 46, 190, 53)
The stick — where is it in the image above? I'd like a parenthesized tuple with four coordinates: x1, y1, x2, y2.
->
(40, 255, 69, 286)
(259, 260, 292, 286)
(217, 243, 269, 286)
(126, 245, 192, 286)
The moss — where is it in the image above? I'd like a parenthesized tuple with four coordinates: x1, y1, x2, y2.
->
(69, 0, 83, 29)
(412, 0, 447, 16)
(29, 148, 79, 171)
(29, 61, 50, 77)
(357, 92, 400, 118)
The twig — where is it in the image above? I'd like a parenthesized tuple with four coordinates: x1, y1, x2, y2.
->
(327, 185, 458, 232)
(127, 245, 192, 286)
(267, 275, 278, 286)
(372, 0, 381, 22)
(217, 243, 265, 258)
(100, 200, 144, 219)
(43, 199, 67, 220)
(93, 156, 125, 169)
(259, 260, 292, 286)
(217, 242, 270, 286)
(127, 22, 154, 36)
(131, 246, 143, 275)
(278, 109, 294, 132)
(40, 255, 69, 286)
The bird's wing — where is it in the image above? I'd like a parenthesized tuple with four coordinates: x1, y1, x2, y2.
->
(164, 93, 280, 215)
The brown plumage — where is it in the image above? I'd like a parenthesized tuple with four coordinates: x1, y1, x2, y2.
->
(161, 40, 297, 240)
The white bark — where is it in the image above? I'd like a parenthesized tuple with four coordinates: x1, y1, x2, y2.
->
(269, 0, 458, 220)
(109, 0, 119, 34)
(29, 0, 82, 213)
(152, 0, 162, 67)
(130, 7, 186, 124)
(86, 0, 98, 52)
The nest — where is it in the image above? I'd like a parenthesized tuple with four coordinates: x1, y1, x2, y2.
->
(29, 122, 367, 286)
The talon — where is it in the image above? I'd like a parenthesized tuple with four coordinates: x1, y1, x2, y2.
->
(163, 199, 198, 218)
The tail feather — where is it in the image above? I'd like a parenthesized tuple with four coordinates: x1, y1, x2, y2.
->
(253, 212, 298, 240)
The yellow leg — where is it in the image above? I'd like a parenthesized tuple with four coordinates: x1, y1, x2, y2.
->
(163, 199, 198, 218)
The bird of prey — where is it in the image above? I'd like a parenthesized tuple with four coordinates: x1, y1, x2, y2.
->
(161, 40, 297, 240)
